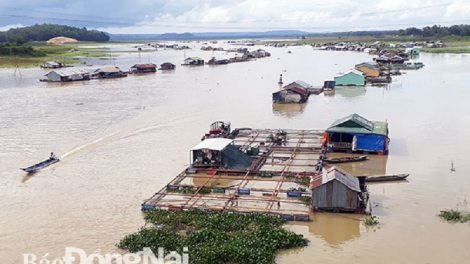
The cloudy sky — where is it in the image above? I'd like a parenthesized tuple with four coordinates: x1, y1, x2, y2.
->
(1, 0, 470, 33)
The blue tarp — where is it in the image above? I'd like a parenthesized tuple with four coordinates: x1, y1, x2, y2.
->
(352, 133, 384, 152)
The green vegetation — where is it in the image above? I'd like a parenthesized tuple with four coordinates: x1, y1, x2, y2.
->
(439, 210, 470, 222)
(167, 186, 212, 195)
(0, 24, 109, 43)
(118, 209, 309, 264)
(296, 196, 312, 204)
(0, 42, 113, 68)
(289, 187, 307, 192)
(284, 175, 310, 187)
(363, 215, 379, 226)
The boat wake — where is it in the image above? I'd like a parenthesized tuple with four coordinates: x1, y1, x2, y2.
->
(60, 131, 120, 159)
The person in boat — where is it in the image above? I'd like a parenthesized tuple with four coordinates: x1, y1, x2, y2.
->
(50, 152, 57, 160)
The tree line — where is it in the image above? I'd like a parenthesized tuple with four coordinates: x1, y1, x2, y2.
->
(398, 24, 470, 37)
(0, 24, 110, 43)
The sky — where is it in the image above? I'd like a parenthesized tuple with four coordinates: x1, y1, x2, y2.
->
(1, 0, 470, 34)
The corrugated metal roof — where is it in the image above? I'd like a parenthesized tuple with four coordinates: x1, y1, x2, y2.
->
(287, 87, 308, 95)
(355, 62, 378, 70)
(294, 80, 311, 89)
(284, 80, 311, 89)
(189, 57, 203, 60)
(95, 66, 122, 73)
(191, 138, 233, 151)
(322, 166, 361, 192)
(335, 69, 364, 77)
(46, 69, 89, 77)
(329, 113, 374, 130)
(131, 64, 156, 68)
(326, 113, 388, 136)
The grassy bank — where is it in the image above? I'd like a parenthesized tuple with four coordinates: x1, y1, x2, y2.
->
(273, 35, 470, 53)
(0, 42, 114, 68)
(118, 209, 309, 264)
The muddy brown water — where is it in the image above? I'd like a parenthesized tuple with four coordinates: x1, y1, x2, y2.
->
(1, 43, 469, 263)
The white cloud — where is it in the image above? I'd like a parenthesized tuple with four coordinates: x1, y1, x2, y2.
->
(1, 0, 468, 33)
(445, 1, 470, 20)
(0, 24, 26, 31)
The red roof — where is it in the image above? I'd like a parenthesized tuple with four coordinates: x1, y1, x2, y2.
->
(133, 64, 156, 68)
(287, 86, 308, 95)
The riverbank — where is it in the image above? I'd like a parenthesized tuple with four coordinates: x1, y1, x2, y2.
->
(0, 42, 114, 68)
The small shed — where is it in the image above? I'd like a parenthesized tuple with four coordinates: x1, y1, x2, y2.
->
(159, 62, 176, 70)
(190, 138, 252, 170)
(311, 166, 368, 213)
(355, 62, 380, 77)
(325, 113, 389, 154)
(130, 63, 157, 73)
(334, 70, 365, 86)
(183, 57, 204, 65)
(42, 69, 90, 82)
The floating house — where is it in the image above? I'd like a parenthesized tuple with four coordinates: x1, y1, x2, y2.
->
(249, 49, 271, 58)
(355, 62, 380, 77)
(129, 63, 157, 73)
(183, 57, 204, 65)
(334, 70, 365, 86)
(159, 62, 176, 70)
(230, 54, 249, 62)
(41, 61, 66, 69)
(325, 113, 389, 154)
(190, 138, 252, 170)
(207, 57, 229, 65)
(41, 69, 90, 82)
(93, 66, 127, 78)
(272, 81, 310, 103)
(272, 87, 309, 103)
(405, 48, 420, 55)
(311, 166, 369, 214)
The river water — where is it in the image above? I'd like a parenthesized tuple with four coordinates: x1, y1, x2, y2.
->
(1, 43, 469, 264)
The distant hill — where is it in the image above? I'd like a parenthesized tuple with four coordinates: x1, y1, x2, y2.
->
(0, 24, 110, 43)
(109, 30, 309, 41)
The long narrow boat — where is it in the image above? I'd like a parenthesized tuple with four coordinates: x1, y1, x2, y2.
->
(324, 155, 367, 164)
(365, 173, 409, 182)
(20, 157, 60, 173)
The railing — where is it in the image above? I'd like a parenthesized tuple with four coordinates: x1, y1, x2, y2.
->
(329, 142, 352, 149)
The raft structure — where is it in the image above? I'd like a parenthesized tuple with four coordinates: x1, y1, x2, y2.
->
(142, 129, 326, 221)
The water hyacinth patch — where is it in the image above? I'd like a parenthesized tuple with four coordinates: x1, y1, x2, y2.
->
(118, 209, 309, 264)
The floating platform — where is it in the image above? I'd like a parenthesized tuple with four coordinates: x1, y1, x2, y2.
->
(142, 129, 326, 221)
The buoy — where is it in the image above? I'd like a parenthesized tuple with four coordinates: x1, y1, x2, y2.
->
(278, 74, 283, 85)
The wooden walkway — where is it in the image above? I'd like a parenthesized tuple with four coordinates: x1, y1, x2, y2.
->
(142, 129, 326, 221)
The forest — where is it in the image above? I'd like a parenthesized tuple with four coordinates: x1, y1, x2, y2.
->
(0, 24, 110, 43)
(397, 24, 470, 37)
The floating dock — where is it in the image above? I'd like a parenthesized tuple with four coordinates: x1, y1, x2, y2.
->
(142, 129, 326, 221)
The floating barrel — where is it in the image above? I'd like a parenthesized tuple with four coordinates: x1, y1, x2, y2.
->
(213, 188, 225, 193)
(287, 191, 302, 197)
(237, 188, 250, 195)
(141, 204, 156, 211)
(280, 214, 310, 221)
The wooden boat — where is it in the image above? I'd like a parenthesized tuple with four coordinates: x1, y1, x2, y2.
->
(365, 173, 409, 182)
(20, 157, 60, 173)
(324, 155, 367, 164)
